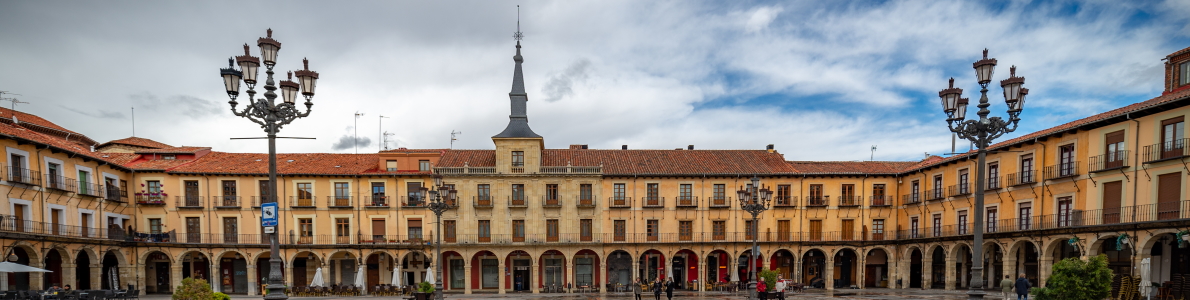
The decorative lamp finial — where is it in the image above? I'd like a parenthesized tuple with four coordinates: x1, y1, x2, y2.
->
(1010, 65, 1016, 77)
(948, 77, 954, 88)
(303, 58, 309, 70)
(228, 57, 234, 67)
(267, 28, 272, 38)
(288, 71, 293, 80)
(982, 48, 988, 59)
(243, 44, 250, 55)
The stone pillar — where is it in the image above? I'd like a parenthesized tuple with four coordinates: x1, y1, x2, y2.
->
(1038, 257, 1053, 288)
(632, 258, 640, 284)
(212, 263, 222, 293)
(857, 254, 865, 290)
(824, 254, 835, 291)
(171, 265, 183, 293)
(63, 263, 77, 291)
(598, 256, 606, 294)
(944, 255, 956, 290)
(664, 253, 673, 282)
(246, 264, 258, 296)
(283, 266, 294, 287)
(464, 261, 472, 294)
(91, 263, 102, 291)
(497, 258, 505, 294)
(793, 258, 802, 285)
(530, 258, 539, 293)
(30, 261, 44, 290)
(565, 259, 574, 293)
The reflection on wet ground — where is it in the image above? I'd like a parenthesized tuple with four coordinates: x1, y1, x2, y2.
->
(177, 288, 989, 300)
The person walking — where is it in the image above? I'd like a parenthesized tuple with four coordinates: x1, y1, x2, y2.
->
(757, 279, 768, 300)
(652, 278, 663, 300)
(664, 278, 675, 300)
(633, 278, 643, 300)
(1000, 275, 1014, 300)
(1014, 273, 1032, 300)
(775, 275, 787, 300)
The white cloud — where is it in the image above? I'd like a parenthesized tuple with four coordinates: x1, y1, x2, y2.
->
(744, 6, 783, 33)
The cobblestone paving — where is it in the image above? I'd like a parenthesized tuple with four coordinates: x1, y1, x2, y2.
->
(149, 288, 994, 300)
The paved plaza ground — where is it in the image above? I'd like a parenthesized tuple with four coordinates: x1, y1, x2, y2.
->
(143, 289, 1003, 300)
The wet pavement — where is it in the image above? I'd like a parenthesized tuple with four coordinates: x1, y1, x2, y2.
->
(143, 288, 1000, 300)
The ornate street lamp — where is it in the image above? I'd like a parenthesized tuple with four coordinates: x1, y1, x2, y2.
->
(425, 175, 457, 300)
(939, 49, 1026, 300)
(220, 29, 319, 300)
(736, 176, 772, 300)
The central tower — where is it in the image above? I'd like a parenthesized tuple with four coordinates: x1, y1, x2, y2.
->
(492, 15, 543, 174)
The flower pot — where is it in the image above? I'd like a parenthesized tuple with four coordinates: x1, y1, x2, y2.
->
(414, 292, 430, 300)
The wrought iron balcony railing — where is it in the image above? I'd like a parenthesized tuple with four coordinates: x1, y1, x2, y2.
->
(327, 195, 353, 208)
(1089, 150, 1129, 172)
(1043, 162, 1080, 180)
(1143, 138, 1189, 163)
(43, 175, 76, 192)
(217, 196, 241, 208)
(176, 195, 203, 208)
(1007, 170, 1036, 186)
(675, 196, 698, 208)
(6, 166, 41, 186)
(870, 195, 893, 207)
(609, 197, 632, 208)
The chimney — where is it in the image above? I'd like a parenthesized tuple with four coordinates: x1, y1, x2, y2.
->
(687, 145, 694, 150)
(582, 145, 588, 149)
(569, 144, 589, 150)
(766, 144, 775, 153)
(622, 145, 628, 150)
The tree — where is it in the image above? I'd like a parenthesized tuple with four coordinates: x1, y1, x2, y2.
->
(1031, 254, 1113, 300)
(759, 269, 778, 292)
(172, 278, 213, 300)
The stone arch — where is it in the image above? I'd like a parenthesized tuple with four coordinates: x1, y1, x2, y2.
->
(102, 248, 128, 266)
(832, 246, 859, 258)
(137, 247, 172, 264)
(43, 244, 73, 263)
(902, 245, 923, 259)
(363, 249, 396, 261)
(864, 245, 896, 261)
(327, 250, 359, 260)
(1007, 239, 1041, 258)
(798, 247, 830, 262)
(1042, 236, 1083, 260)
(249, 250, 273, 262)
(8, 241, 41, 263)
(1138, 228, 1183, 255)
(213, 249, 251, 261)
(289, 250, 324, 266)
(75, 246, 100, 264)
(949, 242, 972, 259)
(174, 249, 209, 265)
(1087, 234, 1120, 257)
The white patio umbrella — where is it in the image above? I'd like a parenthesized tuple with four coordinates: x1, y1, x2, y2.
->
(0, 262, 51, 273)
(311, 267, 325, 286)
(392, 266, 402, 286)
(730, 267, 739, 282)
(426, 266, 435, 284)
(355, 265, 366, 291)
(1141, 258, 1151, 300)
(666, 263, 673, 280)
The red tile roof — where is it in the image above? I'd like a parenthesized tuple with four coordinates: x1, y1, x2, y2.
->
(439, 149, 797, 175)
(166, 152, 381, 175)
(787, 161, 920, 175)
(135, 146, 210, 154)
(98, 137, 172, 149)
(0, 107, 80, 136)
(0, 121, 117, 165)
(380, 148, 447, 154)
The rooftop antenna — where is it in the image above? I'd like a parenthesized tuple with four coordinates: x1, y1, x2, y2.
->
(382, 131, 396, 150)
(870, 145, 877, 161)
(951, 133, 956, 155)
(379, 115, 390, 151)
(131, 107, 135, 136)
(451, 130, 463, 149)
(354, 111, 365, 154)
(513, 5, 523, 41)
(0, 91, 27, 124)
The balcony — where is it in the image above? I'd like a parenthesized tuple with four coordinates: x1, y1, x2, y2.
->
(364, 196, 389, 208)
(76, 182, 104, 198)
(402, 195, 426, 208)
(511, 166, 525, 173)
(105, 186, 123, 202)
(1043, 162, 1080, 180)
(250, 196, 273, 208)
(902, 193, 921, 205)
(805, 196, 829, 207)
(135, 194, 166, 205)
(1143, 138, 1189, 163)
(870, 195, 893, 207)
(43, 175, 76, 192)
(1089, 151, 1129, 172)
(542, 196, 563, 208)
(432, 166, 496, 174)
(772, 196, 797, 207)
(948, 183, 971, 197)
(538, 165, 602, 174)
(1007, 170, 1036, 186)
(709, 197, 731, 208)
(216, 196, 241, 208)
(327, 196, 353, 208)
(6, 166, 41, 186)
(508, 196, 528, 208)
(608, 197, 632, 208)
(924, 188, 944, 201)
(176, 196, 204, 208)
(291, 196, 316, 208)
(473, 196, 493, 208)
(675, 196, 698, 208)
(986, 176, 1003, 190)
(576, 196, 597, 208)
(642, 196, 665, 208)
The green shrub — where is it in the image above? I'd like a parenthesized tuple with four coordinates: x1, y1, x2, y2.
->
(1031, 255, 1113, 300)
(417, 281, 435, 293)
(211, 292, 230, 300)
(759, 269, 778, 292)
(173, 278, 213, 300)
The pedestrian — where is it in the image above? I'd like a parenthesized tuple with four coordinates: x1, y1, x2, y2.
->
(653, 278, 663, 300)
(664, 278, 675, 300)
(1000, 275, 1014, 300)
(757, 279, 768, 300)
(633, 278, 643, 300)
(775, 275, 787, 300)
(1014, 273, 1032, 300)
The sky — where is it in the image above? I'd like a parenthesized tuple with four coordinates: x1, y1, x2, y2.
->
(1, 0, 1188, 161)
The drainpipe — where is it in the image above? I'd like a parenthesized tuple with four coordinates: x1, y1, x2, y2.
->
(1036, 137, 1046, 219)
(1130, 113, 1141, 220)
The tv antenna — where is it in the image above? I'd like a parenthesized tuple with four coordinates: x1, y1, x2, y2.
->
(354, 111, 365, 154)
(870, 145, 877, 161)
(0, 91, 27, 123)
(382, 131, 396, 150)
(379, 115, 390, 151)
(451, 130, 463, 149)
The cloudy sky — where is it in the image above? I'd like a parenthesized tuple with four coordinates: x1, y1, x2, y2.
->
(1, 1, 1188, 161)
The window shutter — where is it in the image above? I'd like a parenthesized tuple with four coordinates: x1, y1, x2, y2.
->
(1158, 173, 1181, 204)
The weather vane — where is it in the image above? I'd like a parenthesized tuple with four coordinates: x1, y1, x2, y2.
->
(513, 5, 523, 41)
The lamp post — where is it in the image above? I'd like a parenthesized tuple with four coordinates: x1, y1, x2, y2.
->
(425, 175, 457, 300)
(938, 49, 1027, 300)
(736, 176, 772, 300)
(219, 29, 319, 300)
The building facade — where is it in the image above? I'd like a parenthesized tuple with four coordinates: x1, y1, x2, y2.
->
(2, 43, 1190, 294)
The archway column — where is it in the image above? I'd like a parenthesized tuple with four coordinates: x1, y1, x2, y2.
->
(564, 258, 573, 293)
(530, 256, 538, 293)
(246, 264, 257, 296)
(171, 264, 183, 293)
(857, 253, 866, 290)
(91, 263, 102, 291)
(497, 257, 505, 294)
(464, 260, 472, 294)
(824, 253, 835, 291)
(944, 254, 956, 290)
(62, 262, 77, 291)
(211, 262, 221, 293)
(1038, 256, 1052, 288)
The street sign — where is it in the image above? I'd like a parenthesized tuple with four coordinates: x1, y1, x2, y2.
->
(261, 202, 278, 227)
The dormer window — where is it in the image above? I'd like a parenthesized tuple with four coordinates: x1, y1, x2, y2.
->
(1181, 60, 1190, 86)
(162, 155, 176, 160)
(511, 151, 524, 167)
(418, 160, 430, 171)
(386, 160, 397, 171)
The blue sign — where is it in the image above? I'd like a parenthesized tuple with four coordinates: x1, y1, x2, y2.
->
(261, 202, 278, 227)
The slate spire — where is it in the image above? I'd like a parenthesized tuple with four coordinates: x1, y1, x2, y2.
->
(493, 10, 541, 139)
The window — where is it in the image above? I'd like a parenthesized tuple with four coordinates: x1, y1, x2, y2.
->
(986, 207, 998, 233)
(646, 183, 660, 205)
(679, 184, 693, 204)
(958, 211, 968, 235)
(408, 219, 423, 240)
(147, 180, 161, 195)
(872, 184, 886, 205)
(932, 175, 943, 199)
(840, 184, 855, 204)
(776, 185, 791, 205)
(646, 220, 659, 241)
(987, 162, 1000, 189)
(444, 220, 456, 242)
(777, 220, 790, 241)
(1105, 130, 1126, 168)
(335, 218, 350, 243)
(545, 184, 559, 204)
(580, 219, 592, 241)
(613, 183, 626, 204)
(1103, 181, 1123, 224)
(120, 179, 128, 197)
(713, 184, 726, 201)
(1020, 153, 1034, 182)
(477, 184, 491, 201)
(911, 180, 920, 203)
(1018, 202, 1032, 230)
(386, 160, 397, 171)
(744, 219, 756, 240)
(546, 219, 558, 241)
(932, 214, 942, 237)
(872, 219, 885, 240)
(46, 163, 61, 189)
(679, 221, 692, 241)
(297, 182, 313, 198)
(1181, 60, 1190, 86)
(1057, 197, 1073, 227)
(614, 220, 626, 241)
(299, 218, 313, 243)
(149, 218, 162, 234)
(511, 151, 524, 167)
(78, 170, 91, 194)
(958, 169, 969, 194)
(1059, 144, 1076, 176)
(809, 184, 824, 205)
(512, 220, 525, 242)
(259, 180, 272, 203)
(511, 184, 525, 205)
(910, 217, 919, 238)
(712, 221, 726, 240)
(478, 220, 491, 242)
(7, 154, 25, 182)
(371, 183, 386, 206)
(334, 182, 350, 200)
(579, 184, 592, 204)
(1162, 117, 1185, 159)
(419, 160, 430, 171)
(841, 219, 855, 240)
(809, 220, 822, 241)
(406, 182, 423, 206)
